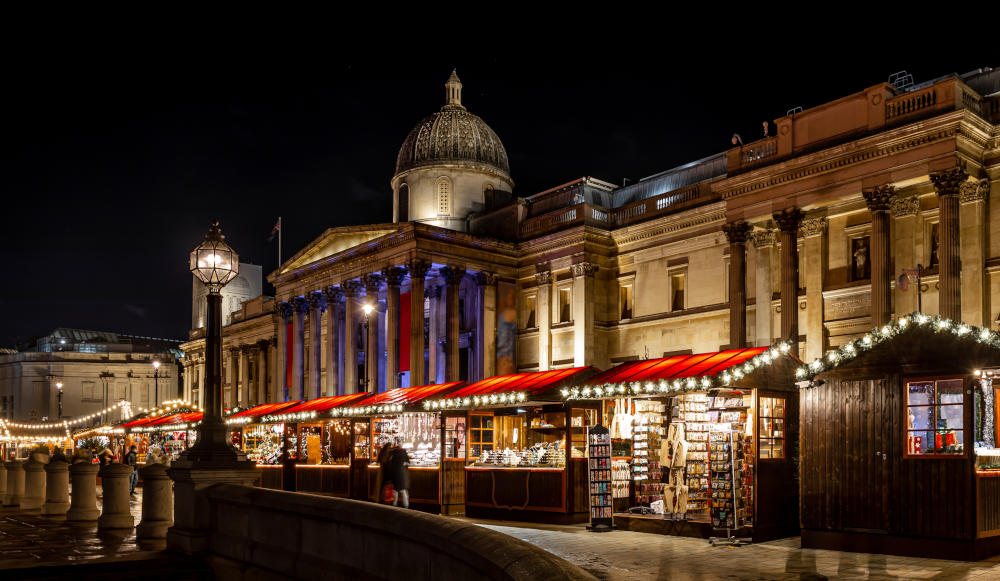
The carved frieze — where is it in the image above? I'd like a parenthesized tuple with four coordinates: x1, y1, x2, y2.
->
(960, 178, 990, 204)
(535, 271, 553, 286)
(570, 262, 599, 277)
(749, 229, 777, 249)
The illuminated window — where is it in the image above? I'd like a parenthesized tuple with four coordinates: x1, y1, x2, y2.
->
(523, 295, 536, 329)
(437, 178, 451, 216)
(558, 287, 572, 323)
(906, 377, 965, 456)
(669, 270, 686, 311)
(620, 284, 633, 320)
(468, 413, 494, 460)
(758, 396, 786, 459)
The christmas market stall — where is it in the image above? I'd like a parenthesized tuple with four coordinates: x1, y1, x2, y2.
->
(797, 313, 1000, 560)
(124, 410, 203, 461)
(225, 400, 302, 489)
(564, 345, 801, 541)
(334, 382, 465, 510)
(422, 367, 600, 521)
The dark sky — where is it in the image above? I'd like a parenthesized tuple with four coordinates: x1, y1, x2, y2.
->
(0, 37, 991, 347)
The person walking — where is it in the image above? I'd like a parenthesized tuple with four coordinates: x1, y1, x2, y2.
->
(124, 445, 138, 495)
(388, 443, 411, 509)
(376, 441, 395, 504)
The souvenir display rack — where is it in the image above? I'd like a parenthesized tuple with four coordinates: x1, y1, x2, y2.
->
(677, 394, 710, 515)
(587, 424, 614, 531)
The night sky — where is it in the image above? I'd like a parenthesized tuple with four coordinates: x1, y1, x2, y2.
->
(0, 39, 989, 348)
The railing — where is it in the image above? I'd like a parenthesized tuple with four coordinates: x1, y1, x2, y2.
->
(739, 137, 777, 167)
(885, 86, 938, 121)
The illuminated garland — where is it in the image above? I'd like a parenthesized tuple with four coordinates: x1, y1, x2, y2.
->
(5, 401, 127, 429)
(796, 312, 999, 384)
(332, 404, 405, 417)
(423, 391, 528, 410)
(132, 420, 201, 433)
(562, 343, 793, 400)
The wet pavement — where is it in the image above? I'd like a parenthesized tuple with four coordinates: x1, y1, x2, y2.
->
(471, 519, 1000, 580)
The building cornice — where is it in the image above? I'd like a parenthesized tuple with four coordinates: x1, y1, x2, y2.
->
(611, 202, 727, 248)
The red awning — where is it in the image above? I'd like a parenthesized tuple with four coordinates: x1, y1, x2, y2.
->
(587, 348, 768, 385)
(275, 393, 372, 415)
(445, 367, 597, 400)
(350, 383, 464, 407)
(148, 411, 203, 426)
(121, 416, 157, 429)
(229, 401, 302, 419)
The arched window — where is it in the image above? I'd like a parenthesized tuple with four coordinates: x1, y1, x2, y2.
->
(398, 183, 409, 222)
(437, 178, 451, 216)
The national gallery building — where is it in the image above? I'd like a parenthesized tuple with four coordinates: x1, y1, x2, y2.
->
(181, 68, 1000, 407)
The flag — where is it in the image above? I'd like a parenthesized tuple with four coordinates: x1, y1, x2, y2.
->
(268, 217, 281, 242)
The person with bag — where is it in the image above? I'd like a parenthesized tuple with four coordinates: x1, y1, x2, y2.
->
(388, 443, 411, 509)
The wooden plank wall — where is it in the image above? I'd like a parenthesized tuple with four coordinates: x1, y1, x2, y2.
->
(801, 373, 973, 540)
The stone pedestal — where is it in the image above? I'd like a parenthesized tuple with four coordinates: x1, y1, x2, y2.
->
(2, 462, 23, 507)
(20, 459, 47, 513)
(166, 462, 259, 553)
(98, 464, 134, 530)
(41, 459, 70, 517)
(137, 463, 173, 539)
(66, 462, 100, 521)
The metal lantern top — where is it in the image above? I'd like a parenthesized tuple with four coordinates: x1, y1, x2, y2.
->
(190, 221, 239, 289)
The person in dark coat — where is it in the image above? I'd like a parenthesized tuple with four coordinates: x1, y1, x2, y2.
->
(388, 444, 411, 508)
(376, 441, 395, 504)
(124, 445, 138, 495)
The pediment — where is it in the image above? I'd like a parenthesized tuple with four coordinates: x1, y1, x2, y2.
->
(278, 224, 400, 274)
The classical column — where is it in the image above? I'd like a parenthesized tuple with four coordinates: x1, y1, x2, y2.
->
(195, 360, 205, 408)
(267, 337, 277, 402)
(255, 340, 268, 405)
(863, 185, 895, 327)
(478, 272, 498, 380)
(291, 296, 308, 400)
(891, 195, 920, 315)
(960, 179, 990, 325)
(362, 274, 383, 392)
(307, 291, 326, 401)
(238, 346, 251, 408)
(536, 271, 552, 371)
(773, 207, 804, 355)
(571, 262, 598, 367)
(722, 221, 751, 348)
(930, 167, 967, 321)
(228, 347, 240, 408)
(801, 217, 827, 361)
(383, 267, 406, 391)
(276, 302, 291, 401)
(750, 229, 776, 347)
(427, 285, 442, 384)
(408, 259, 430, 387)
(441, 266, 465, 382)
(324, 286, 344, 396)
(343, 281, 362, 394)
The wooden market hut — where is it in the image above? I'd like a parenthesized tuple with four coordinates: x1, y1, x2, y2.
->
(798, 314, 1000, 559)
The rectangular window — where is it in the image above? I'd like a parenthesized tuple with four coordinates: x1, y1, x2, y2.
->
(82, 381, 96, 400)
(906, 377, 965, 456)
(758, 396, 786, 459)
(670, 272, 686, 311)
(558, 287, 572, 323)
(468, 413, 495, 460)
(620, 284, 633, 320)
(523, 295, 536, 329)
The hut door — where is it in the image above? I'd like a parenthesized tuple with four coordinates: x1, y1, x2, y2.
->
(842, 378, 891, 533)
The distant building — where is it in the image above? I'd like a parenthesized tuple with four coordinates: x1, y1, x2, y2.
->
(0, 328, 181, 423)
(191, 262, 263, 328)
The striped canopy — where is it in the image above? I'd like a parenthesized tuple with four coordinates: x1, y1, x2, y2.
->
(444, 367, 596, 400)
(350, 382, 464, 407)
(587, 348, 769, 386)
(228, 401, 302, 419)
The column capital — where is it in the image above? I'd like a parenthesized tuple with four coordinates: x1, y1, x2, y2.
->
(862, 184, 895, 212)
(570, 262, 599, 277)
(800, 217, 828, 238)
(408, 258, 431, 279)
(476, 271, 498, 286)
(721, 220, 752, 244)
(440, 266, 466, 286)
(890, 195, 920, 218)
(426, 284, 443, 300)
(749, 228, 777, 249)
(534, 271, 552, 286)
(256, 339, 270, 351)
(323, 285, 345, 304)
(308, 291, 327, 311)
(930, 166, 969, 197)
(382, 266, 407, 287)
(772, 207, 804, 232)
(277, 301, 293, 320)
(268, 336, 277, 348)
(960, 178, 990, 204)
(292, 296, 310, 314)
(242, 344, 256, 355)
(342, 280, 363, 297)
(361, 273, 382, 292)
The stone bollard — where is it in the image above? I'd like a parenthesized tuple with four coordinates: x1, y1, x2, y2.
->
(66, 463, 100, 521)
(98, 464, 134, 530)
(136, 463, 173, 539)
(3, 461, 25, 508)
(20, 458, 48, 512)
(0, 462, 7, 503)
(41, 459, 71, 517)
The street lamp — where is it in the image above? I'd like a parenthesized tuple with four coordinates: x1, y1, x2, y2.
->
(153, 360, 161, 407)
(361, 303, 374, 391)
(183, 221, 245, 464)
(56, 382, 63, 420)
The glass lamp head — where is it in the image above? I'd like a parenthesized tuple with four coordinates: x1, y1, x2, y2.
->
(362, 304, 375, 316)
(190, 221, 239, 290)
(153, 360, 161, 370)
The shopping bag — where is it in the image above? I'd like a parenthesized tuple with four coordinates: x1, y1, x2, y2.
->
(383, 483, 395, 504)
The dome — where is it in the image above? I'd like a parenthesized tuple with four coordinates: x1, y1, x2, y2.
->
(395, 71, 511, 178)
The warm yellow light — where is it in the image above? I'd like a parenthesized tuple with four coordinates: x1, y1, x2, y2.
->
(362, 304, 374, 316)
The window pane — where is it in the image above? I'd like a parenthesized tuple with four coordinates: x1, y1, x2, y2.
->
(907, 430, 934, 454)
(907, 382, 934, 406)
(938, 404, 963, 430)
(482, 416, 493, 429)
(907, 405, 934, 430)
(937, 380, 964, 405)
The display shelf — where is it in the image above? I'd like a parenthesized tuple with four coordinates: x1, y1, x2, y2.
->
(587, 425, 614, 531)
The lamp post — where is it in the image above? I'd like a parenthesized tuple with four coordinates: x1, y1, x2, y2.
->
(361, 303, 374, 392)
(180, 221, 246, 464)
(152, 360, 161, 407)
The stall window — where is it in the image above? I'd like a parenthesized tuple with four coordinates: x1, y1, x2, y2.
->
(758, 396, 785, 459)
(906, 377, 965, 456)
(468, 413, 494, 460)
(445, 416, 467, 459)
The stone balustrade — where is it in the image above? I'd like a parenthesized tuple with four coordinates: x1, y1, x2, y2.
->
(3, 461, 25, 507)
(42, 459, 70, 517)
(98, 464, 134, 530)
(20, 458, 47, 513)
(137, 463, 172, 539)
(66, 463, 100, 522)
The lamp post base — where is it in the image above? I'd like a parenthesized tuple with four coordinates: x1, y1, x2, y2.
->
(166, 464, 260, 554)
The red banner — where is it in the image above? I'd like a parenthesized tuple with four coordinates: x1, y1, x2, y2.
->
(400, 292, 411, 373)
(285, 322, 293, 395)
